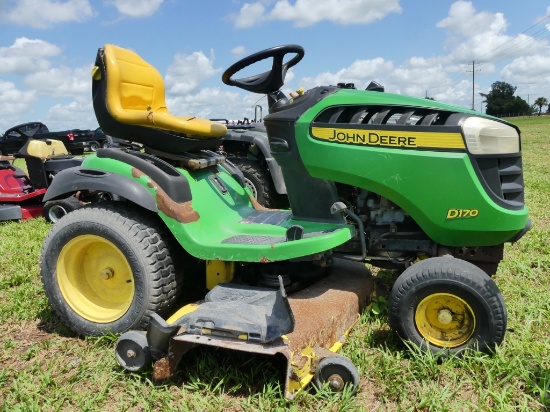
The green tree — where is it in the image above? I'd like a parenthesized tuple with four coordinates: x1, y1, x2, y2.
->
(479, 81, 532, 117)
(534, 97, 548, 116)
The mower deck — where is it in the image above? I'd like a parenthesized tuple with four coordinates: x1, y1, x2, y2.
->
(153, 258, 373, 399)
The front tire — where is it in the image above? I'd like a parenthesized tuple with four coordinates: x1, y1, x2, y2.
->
(40, 203, 182, 336)
(388, 256, 507, 356)
(230, 158, 284, 208)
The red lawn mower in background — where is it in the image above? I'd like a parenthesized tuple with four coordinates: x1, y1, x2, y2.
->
(0, 139, 83, 222)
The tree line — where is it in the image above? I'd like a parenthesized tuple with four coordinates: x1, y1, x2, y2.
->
(480, 81, 548, 118)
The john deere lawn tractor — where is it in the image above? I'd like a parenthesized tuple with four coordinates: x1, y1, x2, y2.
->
(40, 44, 530, 397)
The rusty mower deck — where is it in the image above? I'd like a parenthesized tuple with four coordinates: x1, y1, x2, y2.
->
(116, 259, 373, 399)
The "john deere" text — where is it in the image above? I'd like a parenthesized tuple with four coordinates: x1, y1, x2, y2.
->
(330, 130, 417, 147)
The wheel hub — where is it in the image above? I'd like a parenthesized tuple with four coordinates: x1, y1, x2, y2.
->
(56, 235, 135, 323)
(415, 293, 476, 348)
(327, 374, 345, 391)
(100, 267, 114, 280)
(437, 309, 453, 325)
(243, 177, 258, 199)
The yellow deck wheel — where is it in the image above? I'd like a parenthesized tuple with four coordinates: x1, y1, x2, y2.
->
(415, 293, 476, 348)
(56, 234, 134, 323)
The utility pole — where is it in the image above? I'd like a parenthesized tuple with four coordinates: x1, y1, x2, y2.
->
(467, 61, 481, 110)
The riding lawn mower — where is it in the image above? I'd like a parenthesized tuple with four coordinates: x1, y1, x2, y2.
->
(39, 44, 530, 398)
(0, 139, 82, 222)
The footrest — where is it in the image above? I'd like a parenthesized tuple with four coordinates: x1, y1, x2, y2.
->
(173, 278, 295, 343)
(221, 228, 339, 245)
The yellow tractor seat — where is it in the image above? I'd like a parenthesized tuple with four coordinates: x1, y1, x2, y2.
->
(92, 44, 227, 153)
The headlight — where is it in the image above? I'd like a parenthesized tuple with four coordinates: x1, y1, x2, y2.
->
(462, 117, 520, 154)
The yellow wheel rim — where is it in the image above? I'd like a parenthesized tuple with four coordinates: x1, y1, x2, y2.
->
(415, 293, 476, 348)
(56, 235, 134, 323)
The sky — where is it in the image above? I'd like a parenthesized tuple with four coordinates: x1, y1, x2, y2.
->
(1, 0, 550, 132)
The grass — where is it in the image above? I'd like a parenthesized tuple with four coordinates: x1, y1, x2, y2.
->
(1, 116, 549, 411)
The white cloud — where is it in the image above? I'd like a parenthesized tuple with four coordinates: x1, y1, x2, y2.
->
(3, 0, 94, 29)
(436, 1, 511, 64)
(24, 66, 92, 97)
(432, 0, 550, 106)
(432, 80, 472, 106)
(501, 55, 550, 85)
(299, 58, 394, 90)
(167, 87, 243, 119)
(231, 46, 247, 57)
(233, 2, 267, 29)
(0, 38, 61, 75)
(434, 1, 547, 66)
(389, 57, 448, 89)
(437, 1, 506, 37)
(107, 0, 164, 18)
(165, 51, 221, 94)
(0, 81, 38, 130)
(45, 96, 97, 130)
(232, 0, 402, 28)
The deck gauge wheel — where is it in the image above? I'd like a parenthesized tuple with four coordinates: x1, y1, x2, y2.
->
(115, 330, 152, 372)
(314, 356, 360, 393)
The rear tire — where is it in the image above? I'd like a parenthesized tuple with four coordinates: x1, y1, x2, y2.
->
(43, 196, 81, 222)
(388, 256, 507, 356)
(89, 141, 100, 152)
(40, 203, 182, 336)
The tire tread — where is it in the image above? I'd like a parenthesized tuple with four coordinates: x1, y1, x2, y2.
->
(40, 202, 182, 335)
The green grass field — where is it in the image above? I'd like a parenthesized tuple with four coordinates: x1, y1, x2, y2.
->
(0, 117, 548, 411)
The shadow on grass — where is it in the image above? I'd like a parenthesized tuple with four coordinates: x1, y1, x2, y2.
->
(36, 307, 80, 339)
(129, 346, 289, 398)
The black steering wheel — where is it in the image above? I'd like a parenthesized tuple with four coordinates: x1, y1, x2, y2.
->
(222, 45, 304, 94)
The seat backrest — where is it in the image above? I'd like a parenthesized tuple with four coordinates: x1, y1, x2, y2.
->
(102, 44, 166, 126)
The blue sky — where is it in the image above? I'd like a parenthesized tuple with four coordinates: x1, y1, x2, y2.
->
(1, 0, 550, 132)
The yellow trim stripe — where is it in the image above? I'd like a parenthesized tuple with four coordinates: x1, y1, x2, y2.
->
(311, 127, 465, 150)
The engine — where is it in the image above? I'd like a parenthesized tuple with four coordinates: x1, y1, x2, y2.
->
(335, 184, 502, 274)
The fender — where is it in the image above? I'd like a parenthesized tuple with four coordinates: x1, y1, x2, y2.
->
(43, 166, 158, 212)
(223, 129, 287, 194)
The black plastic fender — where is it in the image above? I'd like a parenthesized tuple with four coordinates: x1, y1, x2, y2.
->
(43, 166, 158, 212)
(222, 129, 287, 194)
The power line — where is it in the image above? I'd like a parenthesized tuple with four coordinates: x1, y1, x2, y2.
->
(478, 29, 550, 68)
(476, 12, 550, 65)
(428, 9, 550, 98)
